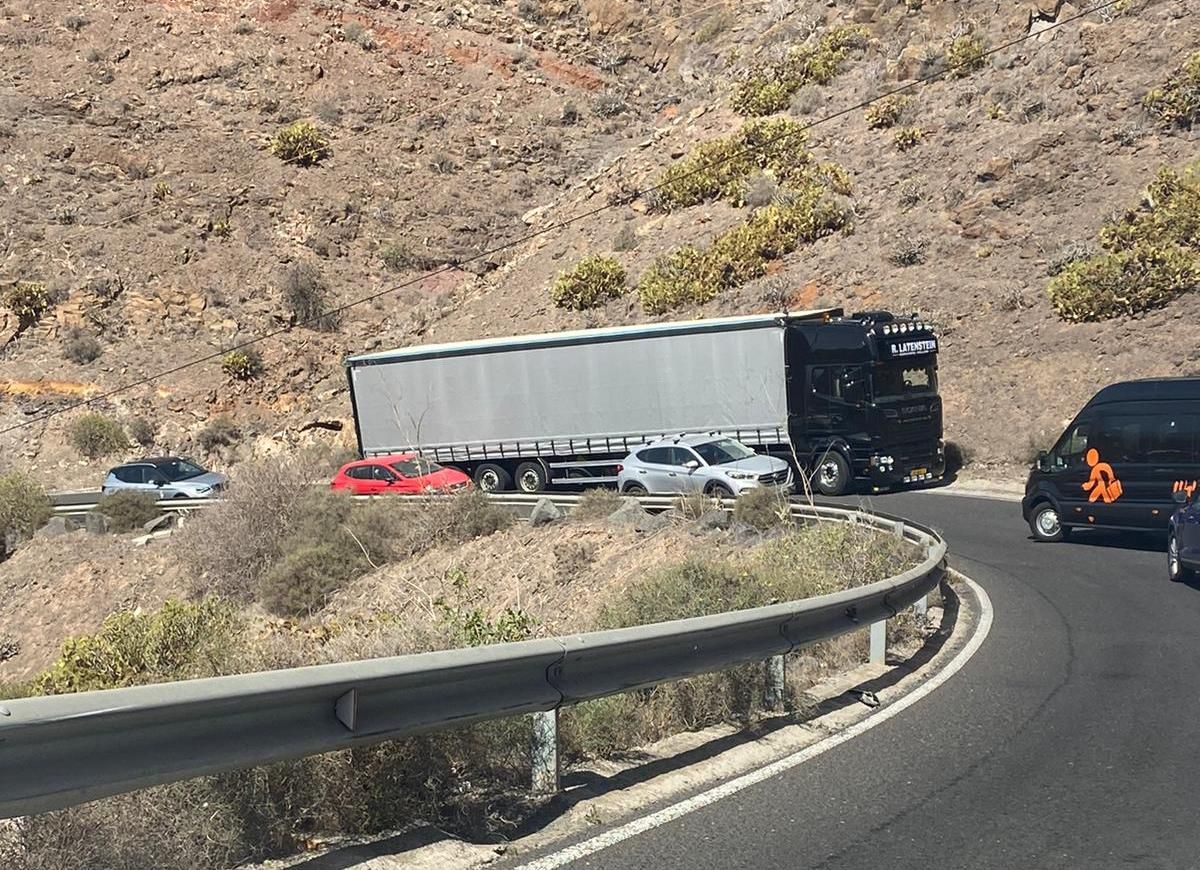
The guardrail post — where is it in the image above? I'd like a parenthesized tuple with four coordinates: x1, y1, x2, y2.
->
(531, 709, 560, 794)
(764, 654, 786, 711)
(869, 620, 886, 665)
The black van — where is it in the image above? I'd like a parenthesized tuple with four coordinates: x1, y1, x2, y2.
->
(1022, 378, 1200, 542)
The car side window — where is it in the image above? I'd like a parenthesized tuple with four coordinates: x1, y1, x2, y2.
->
(145, 469, 168, 484)
(346, 466, 371, 480)
(115, 466, 144, 484)
(669, 447, 700, 467)
(1093, 415, 1146, 463)
(638, 448, 672, 465)
(371, 465, 395, 481)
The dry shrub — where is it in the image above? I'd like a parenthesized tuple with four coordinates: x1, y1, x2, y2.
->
(221, 348, 262, 381)
(573, 487, 623, 520)
(0, 472, 51, 546)
(732, 486, 790, 531)
(67, 414, 127, 459)
(94, 491, 160, 533)
(4, 281, 52, 325)
(283, 262, 339, 331)
(946, 34, 986, 78)
(196, 416, 240, 453)
(61, 328, 101, 364)
(176, 452, 326, 600)
(128, 417, 156, 447)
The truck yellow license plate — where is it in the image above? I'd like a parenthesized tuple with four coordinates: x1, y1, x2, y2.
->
(911, 467, 927, 477)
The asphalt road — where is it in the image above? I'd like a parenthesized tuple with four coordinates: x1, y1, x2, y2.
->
(509, 491, 1200, 869)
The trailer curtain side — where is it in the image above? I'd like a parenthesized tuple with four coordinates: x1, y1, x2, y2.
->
(350, 325, 790, 458)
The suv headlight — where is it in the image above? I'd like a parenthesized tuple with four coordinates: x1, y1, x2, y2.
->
(726, 471, 755, 480)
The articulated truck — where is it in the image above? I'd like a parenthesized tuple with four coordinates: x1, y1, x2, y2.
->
(345, 309, 944, 495)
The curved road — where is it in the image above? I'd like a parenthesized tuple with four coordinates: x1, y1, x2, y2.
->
(509, 491, 1200, 869)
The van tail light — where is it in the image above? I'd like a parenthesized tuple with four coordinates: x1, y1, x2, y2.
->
(616, 464, 623, 473)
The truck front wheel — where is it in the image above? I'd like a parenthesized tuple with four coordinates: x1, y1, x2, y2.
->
(812, 452, 851, 496)
(474, 463, 512, 493)
(515, 461, 549, 493)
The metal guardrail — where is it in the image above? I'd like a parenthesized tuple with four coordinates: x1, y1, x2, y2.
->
(0, 502, 946, 819)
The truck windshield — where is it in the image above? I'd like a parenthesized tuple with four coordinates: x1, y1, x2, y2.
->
(694, 439, 757, 466)
(873, 361, 937, 400)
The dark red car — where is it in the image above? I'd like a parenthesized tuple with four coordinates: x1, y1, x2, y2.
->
(330, 454, 471, 496)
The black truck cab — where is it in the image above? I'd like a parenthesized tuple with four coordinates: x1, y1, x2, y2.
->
(1023, 378, 1200, 541)
(784, 310, 945, 494)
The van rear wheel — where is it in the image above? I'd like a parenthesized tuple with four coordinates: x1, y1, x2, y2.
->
(1029, 502, 1069, 543)
(474, 463, 512, 493)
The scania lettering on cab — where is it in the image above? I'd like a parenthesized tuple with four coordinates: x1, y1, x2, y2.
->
(1023, 378, 1200, 542)
(345, 309, 945, 496)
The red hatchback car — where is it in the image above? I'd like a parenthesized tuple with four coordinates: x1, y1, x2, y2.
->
(330, 454, 471, 496)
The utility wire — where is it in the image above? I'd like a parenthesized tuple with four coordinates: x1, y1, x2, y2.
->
(0, 0, 1132, 435)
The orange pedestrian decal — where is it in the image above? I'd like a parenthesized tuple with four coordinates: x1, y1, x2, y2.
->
(1173, 480, 1198, 498)
(1082, 448, 1123, 503)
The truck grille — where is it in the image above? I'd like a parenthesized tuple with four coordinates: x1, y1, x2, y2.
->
(758, 469, 789, 485)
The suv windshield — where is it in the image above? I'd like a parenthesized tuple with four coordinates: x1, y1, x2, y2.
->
(155, 459, 207, 481)
(391, 457, 444, 477)
(873, 362, 937, 400)
(693, 439, 757, 466)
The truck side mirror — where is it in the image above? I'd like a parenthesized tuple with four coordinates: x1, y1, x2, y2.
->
(1036, 451, 1051, 473)
(1173, 490, 1189, 505)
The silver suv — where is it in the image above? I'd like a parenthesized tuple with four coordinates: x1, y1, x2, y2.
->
(617, 435, 793, 497)
(102, 457, 228, 499)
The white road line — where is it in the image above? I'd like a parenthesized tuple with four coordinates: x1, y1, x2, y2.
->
(515, 575, 995, 870)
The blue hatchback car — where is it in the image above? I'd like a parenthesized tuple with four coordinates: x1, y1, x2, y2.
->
(1167, 488, 1200, 582)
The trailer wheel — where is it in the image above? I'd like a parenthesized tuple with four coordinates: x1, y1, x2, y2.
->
(812, 452, 851, 496)
(474, 463, 512, 493)
(515, 461, 548, 494)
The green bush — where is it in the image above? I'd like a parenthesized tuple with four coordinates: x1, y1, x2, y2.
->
(550, 255, 627, 310)
(637, 188, 849, 314)
(637, 246, 719, 314)
(655, 118, 816, 211)
(434, 569, 536, 647)
(4, 281, 52, 325)
(1047, 244, 1198, 321)
(94, 491, 162, 533)
(1099, 162, 1200, 253)
(68, 413, 128, 459)
(380, 241, 437, 272)
(1048, 161, 1200, 320)
(733, 486, 790, 531)
(731, 26, 867, 116)
(32, 598, 242, 695)
(221, 348, 262, 381)
(196, 416, 241, 453)
(864, 95, 908, 129)
(268, 121, 331, 166)
(894, 126, 924, 151)
(0, 472, 51, 545)
(946, 34, 986, 78)
(1143, 52, 1200, 128)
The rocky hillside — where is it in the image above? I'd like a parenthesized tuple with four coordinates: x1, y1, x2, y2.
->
(0, 0, 1197, 486)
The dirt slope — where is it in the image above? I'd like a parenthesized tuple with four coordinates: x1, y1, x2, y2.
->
(0, 0, 1197, 486)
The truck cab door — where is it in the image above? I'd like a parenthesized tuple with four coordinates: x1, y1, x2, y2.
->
(809, 366, 869, 439)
